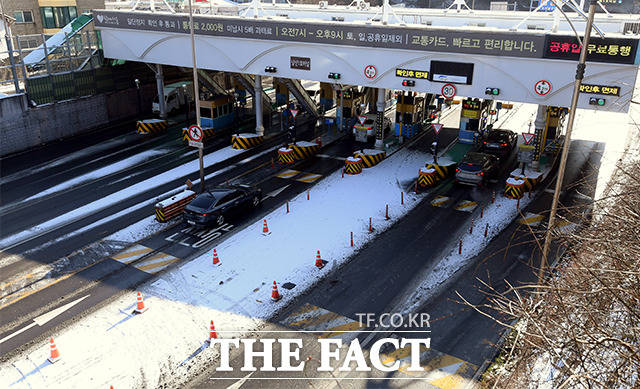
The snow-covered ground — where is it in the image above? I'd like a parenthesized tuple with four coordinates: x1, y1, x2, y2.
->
(2, 100, 634, 388)
(0, 143, 435, 388)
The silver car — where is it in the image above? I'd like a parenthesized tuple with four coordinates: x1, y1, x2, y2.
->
(455, 152, 499, 186)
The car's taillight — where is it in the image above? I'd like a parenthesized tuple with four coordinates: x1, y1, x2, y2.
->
(456, 168, 461, 172)
(201, 213, 208, 217)
(483, 141, 488, 145)
(476, 171, 484, 176)
(500, 143, 508, 147)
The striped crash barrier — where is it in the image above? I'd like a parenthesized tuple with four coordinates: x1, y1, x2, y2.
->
(426, 162, 456, 180)
(137, 119, 168, 135)
(277, 147, 295, 164)
(509, 174, 539, 192)
(182, 127, 215, 142)
(155, 190, 196, 222)
(232, 133, 264, 149)
(344, 156, 363, 175)
(354, 149, 386, 168)
(505, 177, 525, 199)
(418, 167, 438, 187)
(288, 141, 320, 161)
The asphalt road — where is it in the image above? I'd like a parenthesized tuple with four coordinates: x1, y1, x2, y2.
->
(0, 117, 360, 359)
(187, 138, 600, 388)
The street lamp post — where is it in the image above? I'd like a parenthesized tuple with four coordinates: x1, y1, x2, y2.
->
(187, 0, 205, 193)
(538, 0, 598, 285)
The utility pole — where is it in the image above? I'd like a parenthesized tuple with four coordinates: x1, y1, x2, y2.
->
(188, 0, 205, 193)
(538, 0, 598, 285)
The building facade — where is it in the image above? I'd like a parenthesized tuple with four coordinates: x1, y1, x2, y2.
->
(1, 0, 104, 36)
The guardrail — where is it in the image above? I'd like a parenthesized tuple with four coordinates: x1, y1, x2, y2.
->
(155, 190, 196, 222)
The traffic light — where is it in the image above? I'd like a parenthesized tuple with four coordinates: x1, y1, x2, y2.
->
(328, 72, 341, 80)
(589, 97, 606, 106)
(485, 87, 500, 96)
(402, 80, 415, 87)
(264, 66, 277, 73)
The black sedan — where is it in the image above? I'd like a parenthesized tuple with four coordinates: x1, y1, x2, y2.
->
(482, 129, 517, 158)
(455, 152, 500, 186)
(184, 185, 262, 227)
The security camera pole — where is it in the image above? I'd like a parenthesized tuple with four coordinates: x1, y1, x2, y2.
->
(539, 0, 598, 285)
(188, 0, 205, 193)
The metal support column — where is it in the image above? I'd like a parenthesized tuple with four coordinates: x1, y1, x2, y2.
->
(539, 0, 598, 285)
(255, 74, 264, 136)
(375, 87, 386, 150)
(531, 104, 547, 169)
(155, 64, 167, 119)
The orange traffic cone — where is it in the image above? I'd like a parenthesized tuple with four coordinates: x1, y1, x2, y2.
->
(262, 219, 271, 235)
(48, 338, 61, 363)
(315, 250, 324, 269)
(271, 281, 281, 302)
(208, 320, 218, 341)
(133, 291, 148, 314)
(212, 249, 220, 265)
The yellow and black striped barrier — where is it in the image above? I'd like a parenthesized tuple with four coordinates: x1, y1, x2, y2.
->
(232, 133, 264, 149)
(136, 119, 168, 135)
(426, 163, 456, 180)
(155, 190, 197, 222)
(288, 142, 320, 161)
(344, 157, 363, 175)
(418, 167, 438, 188)
(182, 127, 215, 142)
(354, 150, 386, 168)
(509, 174, 539, 192)
(277, 148, 295, 164)
(505, 177, 525, 199)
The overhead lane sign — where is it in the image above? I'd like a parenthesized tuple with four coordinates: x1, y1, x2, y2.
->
(579, 83, 620, 96)
(93, 10, 639, 64)
(395, 69, 429, 79)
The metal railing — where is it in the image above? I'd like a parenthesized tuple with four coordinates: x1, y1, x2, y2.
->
(0, 30, 102, 98)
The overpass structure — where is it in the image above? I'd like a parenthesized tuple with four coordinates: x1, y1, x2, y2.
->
(95, 7, 638, 111)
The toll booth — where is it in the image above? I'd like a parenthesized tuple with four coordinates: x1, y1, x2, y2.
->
(319, 83, 334, 111)
(337, 87, 365, 130)
(274, 79, 289, 107)
(233, 79, 247, 106)
(199, 94, 236, 129)
(458, 98, 492, 144)
(541, 106, 568, 154)
(395, 92, 425, 139)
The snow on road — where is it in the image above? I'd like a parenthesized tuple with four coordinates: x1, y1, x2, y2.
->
(23, 149, 171, 202)
(0, 146, 263, 250)
(0, 144, 434, 389)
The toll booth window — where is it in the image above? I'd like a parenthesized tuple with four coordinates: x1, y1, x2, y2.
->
(200, 107, 212, 118)
(429, 61, 474, 85)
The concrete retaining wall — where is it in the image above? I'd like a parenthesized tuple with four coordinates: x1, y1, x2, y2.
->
(0, 85, 156, 157)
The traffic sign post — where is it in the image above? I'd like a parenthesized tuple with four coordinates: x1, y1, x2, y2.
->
(187, 124, 204, 149)
(432, 123, 443, 164)
(358, 116, 367, 125)
(364, 65, 377, 79)
(441, 83, 456, 99)
(522, 132, 536, 145)
(432, 123, 443, 135)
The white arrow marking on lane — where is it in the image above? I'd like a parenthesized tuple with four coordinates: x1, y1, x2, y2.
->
(0, 295, 90, 344)
(262, 185, 290, 202)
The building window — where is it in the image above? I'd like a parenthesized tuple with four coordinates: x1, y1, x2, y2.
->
(40, 6, 77, 29)
(13, 10, 34, 24)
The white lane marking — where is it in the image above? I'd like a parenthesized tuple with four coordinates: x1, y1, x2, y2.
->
(0, 295, 90, 344)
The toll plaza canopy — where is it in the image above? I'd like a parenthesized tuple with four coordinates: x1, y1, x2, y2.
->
(94, 9, 639, 112)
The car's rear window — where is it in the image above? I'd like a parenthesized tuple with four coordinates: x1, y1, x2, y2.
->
(190, 195, 217, 208)
(488, 132, 511, 141)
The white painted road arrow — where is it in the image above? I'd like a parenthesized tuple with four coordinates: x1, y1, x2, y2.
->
(0, 295, 90, 344)
(261, 185, 290, 202)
